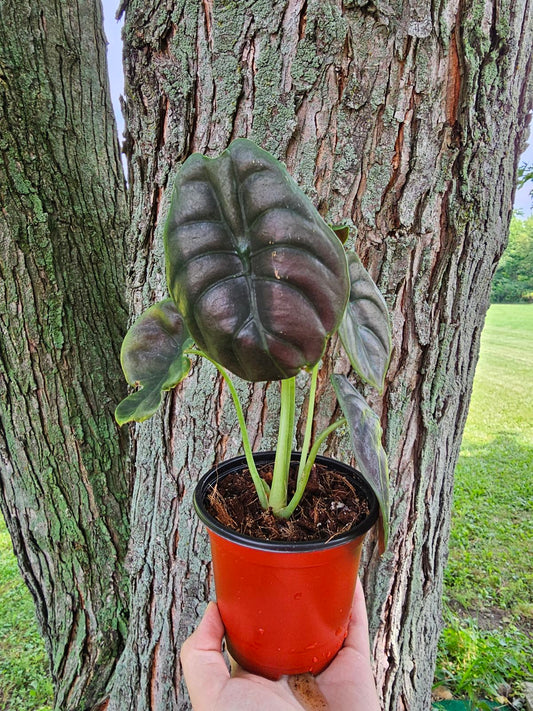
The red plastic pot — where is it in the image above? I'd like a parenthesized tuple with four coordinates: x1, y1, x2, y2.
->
(193, 451, 379, 679)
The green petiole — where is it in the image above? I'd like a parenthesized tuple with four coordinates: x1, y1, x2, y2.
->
(276, 417, 347, 519)
(269, 377, 296, 514)
(186, 349, 269, 510)
(297, 362, 319, 483)
(189, 351, 344, 520)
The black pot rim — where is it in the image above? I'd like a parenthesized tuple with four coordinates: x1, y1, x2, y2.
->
(193, 450, 379, 553)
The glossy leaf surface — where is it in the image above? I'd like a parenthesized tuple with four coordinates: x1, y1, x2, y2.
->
(115, 299, 193, 424)
(164, 138, 350, 382)
(339, 253, 392, 393)
(331, 374, 389, 552)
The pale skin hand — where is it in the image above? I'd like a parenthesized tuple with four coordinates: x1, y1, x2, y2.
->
(180, 579, 381, 711)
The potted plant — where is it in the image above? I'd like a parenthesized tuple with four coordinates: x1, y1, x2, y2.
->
(115, 138, 392, 679)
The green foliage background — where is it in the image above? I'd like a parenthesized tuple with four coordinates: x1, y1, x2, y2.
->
(491, 216, 533, 303)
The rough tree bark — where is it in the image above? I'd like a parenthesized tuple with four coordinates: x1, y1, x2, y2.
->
(113, 1, 532, 709)
(0, 1, 131, 708)
(0, 0, 531, 710)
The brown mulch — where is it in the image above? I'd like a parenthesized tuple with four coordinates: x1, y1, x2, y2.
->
(206, 462, 370, 543)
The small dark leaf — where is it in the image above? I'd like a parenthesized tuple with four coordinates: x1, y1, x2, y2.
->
(339, 253, 392, 393)
(115, 299, 193, 424)
(331, 374, 389, 553)
(164, 138, 350, 382)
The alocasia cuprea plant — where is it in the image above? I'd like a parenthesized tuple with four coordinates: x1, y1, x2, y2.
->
(116, 139, 392, 550)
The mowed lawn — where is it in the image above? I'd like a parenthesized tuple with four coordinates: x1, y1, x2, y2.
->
(464, 304, 532, 440)
(435, 304, 533, 704)
(0, 518, 53, 711)
(446, 304, 533, 617)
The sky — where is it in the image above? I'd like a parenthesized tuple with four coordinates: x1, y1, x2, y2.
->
(100, 3, 532, 217)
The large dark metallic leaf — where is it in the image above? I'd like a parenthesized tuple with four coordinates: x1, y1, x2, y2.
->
(338, 253, 392, 393)
(115, 299, 193, 424)
(331, 374, 389, 553)
(164, 139, 350, 382)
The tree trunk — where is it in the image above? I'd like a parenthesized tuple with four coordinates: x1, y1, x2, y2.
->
(1, 0, 531, 710)
(113, 1, 532, 709)
(0, 1, 131, 708)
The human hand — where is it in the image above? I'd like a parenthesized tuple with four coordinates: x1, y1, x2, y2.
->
(180, 578, 381, 710)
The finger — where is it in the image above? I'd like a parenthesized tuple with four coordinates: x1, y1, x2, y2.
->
(343, 578, 372, 656)
(180, 602, 230, 709)
(316, 580, 380, 710)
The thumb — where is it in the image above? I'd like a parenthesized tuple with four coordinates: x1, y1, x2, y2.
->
(180, 602, 230, 709)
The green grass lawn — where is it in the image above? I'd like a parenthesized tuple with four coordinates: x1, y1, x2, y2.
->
(0, 517, 53, 711)
(445, 304, 533, 616)
(435, 304, 533, 706)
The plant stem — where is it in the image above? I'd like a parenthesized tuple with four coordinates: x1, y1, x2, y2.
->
(186, 349, 269, 510)
(269, 377, 296, 514)
(277, 417, 347, 519)
(297, 362, 320, 482)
